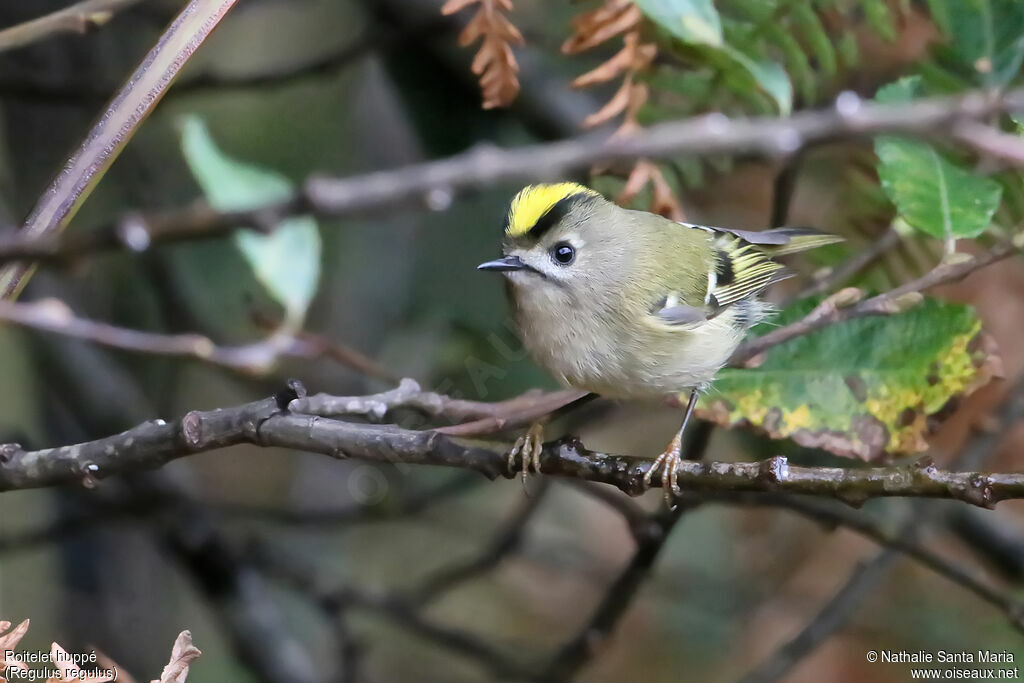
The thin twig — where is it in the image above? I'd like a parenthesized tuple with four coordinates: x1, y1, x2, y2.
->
(432, 389, 593, 437)
(562, 480, 651, 539)
(0, 0, 149, 53)
(414, 481, 550, 605)
(953, 120, 1024, 166)
(732, 240, 1022, 365)
(712, 492, 1024, 628)
(0, 297, 393, 378)
(211, 473, 479, 527)
(797, 226, 902, 299)
(0, 296, 584, 427)
(251, 540, 531, 680)
(539, 422, 715, 682)
(737, 547, 900, 683)
(296, 378, 586, 431)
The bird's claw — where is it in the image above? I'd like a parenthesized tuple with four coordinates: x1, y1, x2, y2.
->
(643, 432, 683, 507)
(508, 422, 545, 480)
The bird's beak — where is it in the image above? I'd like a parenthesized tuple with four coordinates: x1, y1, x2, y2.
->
(477, 255, 528, 272)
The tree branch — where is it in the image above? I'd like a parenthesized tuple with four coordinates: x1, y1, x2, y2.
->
(295, 378, 588, 434)
(0, 0, 149, 53)
(539, 422, 714, 682)
(413, 481, 550, 605)
(797, 226, 902, 299)
(251, 539, 531, 680)
(4, 385, 1024, 503)
(0, 297, 395, 378)
(0, 0, 241, 300)
(713, 493, 1024, 630)
(3, 88, 1024, 266)
(738, 548, 900, 683)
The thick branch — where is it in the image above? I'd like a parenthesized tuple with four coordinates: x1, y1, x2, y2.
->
(3, 388, 1024, 508)
(3, 88, 1024, 265)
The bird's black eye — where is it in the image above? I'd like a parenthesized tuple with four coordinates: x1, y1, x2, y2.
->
(551, 242, 576, 265)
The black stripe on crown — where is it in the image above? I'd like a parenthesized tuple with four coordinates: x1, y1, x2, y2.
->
(507, 192, 599, 240)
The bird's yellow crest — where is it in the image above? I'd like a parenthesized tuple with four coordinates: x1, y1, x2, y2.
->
(506, 183, 601, 237)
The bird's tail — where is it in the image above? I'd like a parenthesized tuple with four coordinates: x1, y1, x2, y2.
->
(739, 227, 844, 257)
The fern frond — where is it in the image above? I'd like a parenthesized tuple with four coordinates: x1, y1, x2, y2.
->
(441, 0, 524, 109)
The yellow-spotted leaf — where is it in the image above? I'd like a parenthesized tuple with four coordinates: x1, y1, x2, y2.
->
(699, 298, 1000, 461)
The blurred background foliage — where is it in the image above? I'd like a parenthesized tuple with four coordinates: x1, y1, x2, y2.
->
(1, 1, 1024, 682)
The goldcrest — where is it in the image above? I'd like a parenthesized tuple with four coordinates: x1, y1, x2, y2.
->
(478, 183, 841, 501)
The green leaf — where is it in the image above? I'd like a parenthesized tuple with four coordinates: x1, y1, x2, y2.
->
(700, 298, 1000, 461)
(766, 23, 815, 103)
(925, 0, 953, 34)
(874, 75, 920, 105)
(635, 0, 792, 114)
(873, 77, 1002, 240)
(836, 31, 860, 68)
(875, 138, 1002, 240)
(635, 0, 723, 46)
(724, 47, 793, 115)
(178, 116, 321, 327)
(792, 4, 837, 77)
(863, 0, 896, 42)
(927, 0, 1024, 87)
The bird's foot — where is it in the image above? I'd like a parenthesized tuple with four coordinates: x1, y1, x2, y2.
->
(643, 431, 683, 507)
(507, 421, 545, 481)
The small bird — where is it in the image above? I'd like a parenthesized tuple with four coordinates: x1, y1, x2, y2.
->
(478, 182, 841, 502)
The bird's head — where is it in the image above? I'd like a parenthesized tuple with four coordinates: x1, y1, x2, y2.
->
(477, 183, 617, 296)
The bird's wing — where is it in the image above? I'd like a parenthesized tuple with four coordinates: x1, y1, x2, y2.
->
(704, 232, 793, 310)
(651, 223, 840, 326)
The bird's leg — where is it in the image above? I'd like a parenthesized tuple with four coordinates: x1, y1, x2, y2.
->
(643, 390, 698, 506)
(507, 421, 546, 481)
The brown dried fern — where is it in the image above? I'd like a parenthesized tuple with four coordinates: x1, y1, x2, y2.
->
(442, 0, 523, 109)
(563, 0, 683, 218)
(0, 619, 199, 683)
